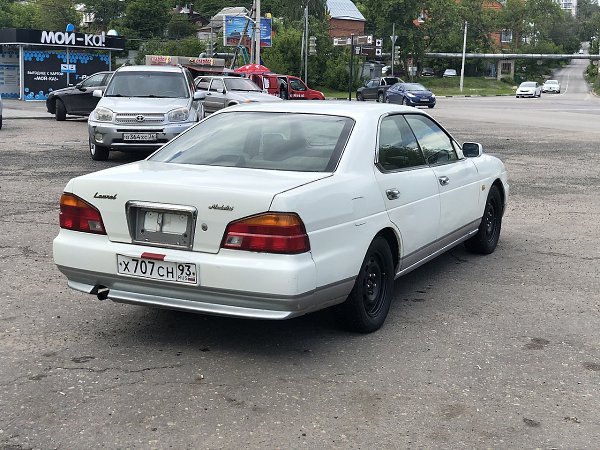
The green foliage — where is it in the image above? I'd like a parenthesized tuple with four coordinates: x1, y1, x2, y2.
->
(167, 13, 198, 39)
(31, 0, 79, 31)
(83, 0, 125, 32)
(122, 0, 170, 40)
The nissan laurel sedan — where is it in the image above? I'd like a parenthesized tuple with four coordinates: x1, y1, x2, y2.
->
(384, 82, 436, 108)
(53, 102, 509, 333)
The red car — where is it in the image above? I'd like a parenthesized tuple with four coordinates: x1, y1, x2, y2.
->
(248, 73, 325, 100)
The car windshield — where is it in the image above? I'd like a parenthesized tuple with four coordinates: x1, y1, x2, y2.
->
(224, 78, 261, 91)
(404, 83, 428, 92)
(104, 72, 189, 98)
(545, 80, 558, 85)
(520, 82, 536, 88)
(149, 112, 355, 172)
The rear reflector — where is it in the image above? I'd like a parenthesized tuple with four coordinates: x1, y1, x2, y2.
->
(59, 193, 106, 235)
(221, 213, 310, 254)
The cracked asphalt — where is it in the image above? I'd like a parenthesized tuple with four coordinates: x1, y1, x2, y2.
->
(1, 58, 599, 449)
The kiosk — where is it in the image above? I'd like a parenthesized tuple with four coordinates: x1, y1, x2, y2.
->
(0, 28, 125, 100)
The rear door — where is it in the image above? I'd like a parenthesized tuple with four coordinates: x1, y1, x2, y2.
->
(373, 114, 440, 270)
(404, 114, 481, 241)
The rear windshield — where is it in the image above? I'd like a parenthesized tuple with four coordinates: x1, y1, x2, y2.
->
(150, 112, 354, 172)
(105, 71, 189, 98)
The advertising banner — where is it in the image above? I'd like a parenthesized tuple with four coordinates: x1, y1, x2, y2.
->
(23, 50, 109, 100)
(223, 16, 272, 48)
(0, 49, 19, 99)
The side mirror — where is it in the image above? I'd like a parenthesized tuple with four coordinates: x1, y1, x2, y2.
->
(92, 89, 103, 98)
(76, 82, 84, 90)
(193, 91, 206, 101)
(462, 142, 483, 157)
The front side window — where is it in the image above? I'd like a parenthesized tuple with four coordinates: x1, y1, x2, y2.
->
(81, 73, 105, 88)
(105, 71, 189, 98)
(404, 115, 458, 165)
(378, 115, 426, 171)
(289, 79, 306, 91)
(195, 78, 210, 90)
(149, 112, 354, 172)
(209, 79, 224, 92)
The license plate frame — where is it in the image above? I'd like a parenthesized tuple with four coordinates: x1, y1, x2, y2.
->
(123, 133, 157, 142)
(117, 255, 197, 285)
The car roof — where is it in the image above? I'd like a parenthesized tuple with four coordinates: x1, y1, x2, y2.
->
(115, 65, 184, 73)
(214, 101, 420, 120)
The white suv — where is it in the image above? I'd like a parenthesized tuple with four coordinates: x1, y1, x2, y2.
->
(88, 65, 204, 160)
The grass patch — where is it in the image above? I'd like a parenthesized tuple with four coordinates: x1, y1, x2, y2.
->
(417, 77, 516, 96)
(316, 86, 353, 99)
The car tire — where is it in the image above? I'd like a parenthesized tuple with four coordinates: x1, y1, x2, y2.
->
(0, 115, 2, 130)
(428, 105, 435, 108)
(356, 92, 364, 101)
(89, 138, 110, 161)
(337, 237, 394, 333)
(465, 185, 502, 255)
(55, 100, 67, 121)
(377, 92, 384, 103)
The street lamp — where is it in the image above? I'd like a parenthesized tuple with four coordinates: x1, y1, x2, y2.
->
(460, 21, 467, 93)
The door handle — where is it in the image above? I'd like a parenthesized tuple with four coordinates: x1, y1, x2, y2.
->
(438, 176, 450, 186)
(386, 188, 400, 200)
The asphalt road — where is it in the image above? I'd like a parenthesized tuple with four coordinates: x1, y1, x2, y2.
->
(1, 57, 599, 449)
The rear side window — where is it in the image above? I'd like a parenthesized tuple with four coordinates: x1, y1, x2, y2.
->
(404, 115, 458, 165)
(378, 115, 426, 171)
(150, 112, 354, 172)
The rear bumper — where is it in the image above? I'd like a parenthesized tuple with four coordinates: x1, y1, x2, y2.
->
(53, 230, 353, 319)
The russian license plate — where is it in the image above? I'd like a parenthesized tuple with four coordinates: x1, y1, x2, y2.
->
(123, 133, 157, 141)
(117, 255, 197, 284)
(421, 98, 429, 102)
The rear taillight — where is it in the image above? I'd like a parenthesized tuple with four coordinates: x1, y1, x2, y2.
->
(221, 213, 310, 254)
(59, 193, 106, 235)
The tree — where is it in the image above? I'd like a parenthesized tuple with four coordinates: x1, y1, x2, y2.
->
(82, 0, 126, 32)
(167, 13, 198, 39)
(31, 0, 78, 31)
(122, 0, 170, 39)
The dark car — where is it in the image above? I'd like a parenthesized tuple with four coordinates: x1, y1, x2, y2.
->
(384, 82, 436, 108)
(421, 67, 435, 77)
(356, 77, 401, 102)
(46, 71, 113, 121)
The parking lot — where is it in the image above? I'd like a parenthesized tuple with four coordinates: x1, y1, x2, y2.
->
(1, 61, 600, 448)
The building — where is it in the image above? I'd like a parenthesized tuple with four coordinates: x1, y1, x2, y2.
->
(326, 0, 366, 38)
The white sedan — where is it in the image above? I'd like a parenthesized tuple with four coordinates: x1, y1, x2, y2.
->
(53, 102, 509, 333)
(516, 81, 542, 98)
(541, 79, 561, 94)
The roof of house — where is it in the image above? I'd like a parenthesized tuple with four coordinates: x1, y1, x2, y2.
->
(327, 0, 366, 22)
(210, 7, 250, 28)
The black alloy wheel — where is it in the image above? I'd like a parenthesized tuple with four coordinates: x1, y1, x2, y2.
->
(356, 92, 364, 101)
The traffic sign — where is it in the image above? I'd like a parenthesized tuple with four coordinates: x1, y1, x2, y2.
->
(376, 39, 383, 48)
(390, 35, 397, 44)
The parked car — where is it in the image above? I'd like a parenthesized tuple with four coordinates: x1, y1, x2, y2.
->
(541, 79, 560, 93)
(88, 65, 204, 161)
(247, 73, 325, 100)
(516, 81, 542, 98)
(46, 71, 113, 121)
(356, 77, 402, 102)
(194, 76, 281, 116)
(443, 69, 457, 77)
(421, 67, 435, 77)
(578, 49, 584, 54)
(54, 102, 509, 333)
(0, 95, 3, 130)
(384, 82, 436, 108)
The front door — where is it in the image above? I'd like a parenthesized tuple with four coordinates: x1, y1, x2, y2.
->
(404, 114, 482, 241)
(373, 114, 440, 271)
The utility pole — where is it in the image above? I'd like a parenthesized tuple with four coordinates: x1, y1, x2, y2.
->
(348, 34, 355, 101)
(254, 0, 261, 64)
(460, 21, 467, 93)
(304, 6, 309, 82)
(390, 23, 397, 76)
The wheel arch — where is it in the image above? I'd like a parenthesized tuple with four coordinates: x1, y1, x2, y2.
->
(374, 227, 400, 274)
(491, 179, 506, 213)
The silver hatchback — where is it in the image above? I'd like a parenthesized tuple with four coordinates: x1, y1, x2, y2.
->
(88, 65, 204, 161)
